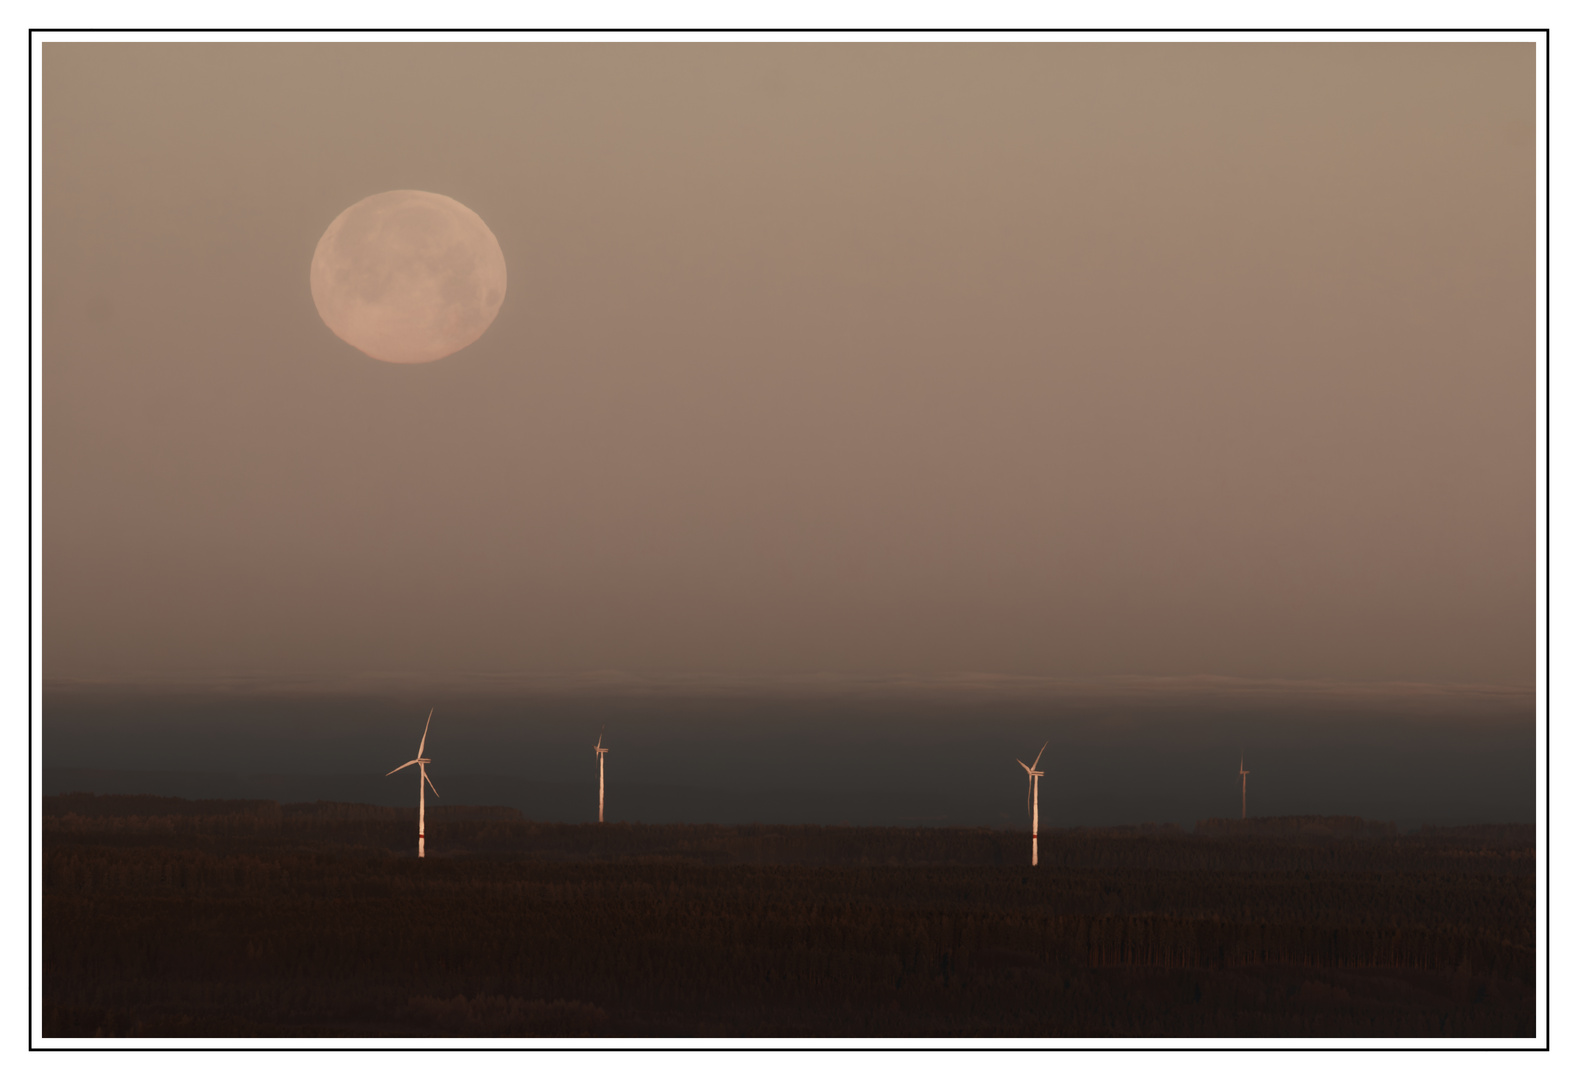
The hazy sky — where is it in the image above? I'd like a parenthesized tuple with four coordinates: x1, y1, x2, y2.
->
(44, 43, 1534, 684)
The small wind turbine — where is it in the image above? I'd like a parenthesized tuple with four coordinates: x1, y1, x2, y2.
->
(386, 708, 439, 857)
(593, 728, 609, 823)
(1239, 752, 1250, 820)
(1017, 742, 1047, 867)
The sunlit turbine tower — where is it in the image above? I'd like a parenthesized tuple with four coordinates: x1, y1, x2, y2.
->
(1017, 742, 1048, 866)
(1239, 752, 1250, 820)
(386, 709, 440, 857)
(594, 729, 609, 823)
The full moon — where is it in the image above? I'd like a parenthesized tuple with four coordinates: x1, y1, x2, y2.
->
(310, 190, 507, 364)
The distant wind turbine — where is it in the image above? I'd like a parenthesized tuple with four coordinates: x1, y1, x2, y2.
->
(1239, 752, 1250, 820)
(386, 708, 439, 858)
(1017, 742, 1047, 867)
(594, 728, 609, 823)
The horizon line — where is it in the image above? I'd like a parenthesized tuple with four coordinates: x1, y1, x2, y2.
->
(40, 668, 1538, 703)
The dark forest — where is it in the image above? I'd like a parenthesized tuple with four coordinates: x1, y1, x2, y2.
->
(43, 794, 1534, 1038)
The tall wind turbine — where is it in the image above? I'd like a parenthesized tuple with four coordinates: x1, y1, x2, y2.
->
(1017, 742, 1047, 867)
(593, 728, 609, 823)
(1239, 752, 1250, 820)
(386, 709, 439, 857)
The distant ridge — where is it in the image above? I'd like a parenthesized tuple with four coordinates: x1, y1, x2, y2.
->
(1413, 822, 1536, 845)
(45, 792, 523, 823)
(46, 794, 1532, 846)
(1194, 815, 1398, 838)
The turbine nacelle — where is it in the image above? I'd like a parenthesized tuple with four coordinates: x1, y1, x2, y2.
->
(385, 757, 433, 775)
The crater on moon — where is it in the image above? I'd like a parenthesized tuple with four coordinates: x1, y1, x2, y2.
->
(310, 190, 507, 365)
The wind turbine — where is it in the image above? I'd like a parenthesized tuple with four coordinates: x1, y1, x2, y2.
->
(1239, 752, 1250, 820)
(1017, 742, 1047, 867)
(593, 728, 609, 823)
(386, 708, 439, 857)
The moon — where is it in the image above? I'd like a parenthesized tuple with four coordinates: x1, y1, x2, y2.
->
(310, 190, 507, 364)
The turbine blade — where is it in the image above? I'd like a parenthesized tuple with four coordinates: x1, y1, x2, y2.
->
(1030, 742, 1047, 771)
(418, 708, 434, 758)
(1017, 759, 1032, 774)
(386, 760, 419, 776)
(423, 768, 440, 799)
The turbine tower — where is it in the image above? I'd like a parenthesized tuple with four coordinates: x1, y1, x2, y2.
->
(593, 729, 609, 823)
(1239, 752, 1250, 820)
(386, 708, 439, 857)
(1017, 742, 1048, 867)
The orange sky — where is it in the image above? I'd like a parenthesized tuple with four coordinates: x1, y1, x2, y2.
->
(43, 43, 1534, 684)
